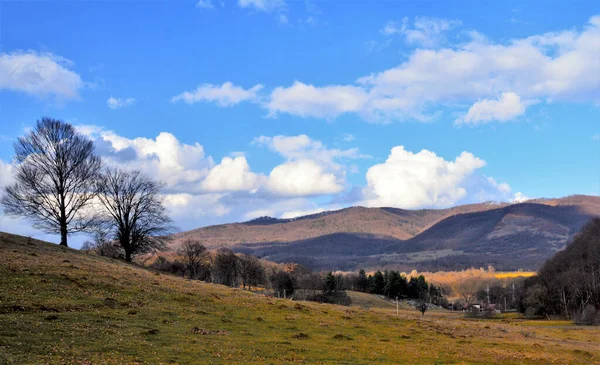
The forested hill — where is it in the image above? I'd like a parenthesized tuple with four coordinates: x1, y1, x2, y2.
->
(172, 195, 600, 272)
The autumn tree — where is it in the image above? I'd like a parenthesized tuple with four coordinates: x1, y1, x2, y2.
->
(1, 118, 102, 247)
(96, 167, 173, 262)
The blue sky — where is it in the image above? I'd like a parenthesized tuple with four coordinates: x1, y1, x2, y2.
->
(0, 0, 599, 245)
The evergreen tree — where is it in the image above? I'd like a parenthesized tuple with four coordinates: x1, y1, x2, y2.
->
(373, 270, 385, 295)
(324, 272, 337, 293)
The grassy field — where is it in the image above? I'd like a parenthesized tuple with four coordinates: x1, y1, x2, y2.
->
(1, 232, 600, 364)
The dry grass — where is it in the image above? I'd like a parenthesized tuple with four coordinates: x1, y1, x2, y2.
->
(494, 272, 536, 279)
(1, 232, 600, 364)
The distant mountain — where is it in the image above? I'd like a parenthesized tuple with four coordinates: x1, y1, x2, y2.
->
(172, 195, 600, 272)
(174, 202, 508, 247)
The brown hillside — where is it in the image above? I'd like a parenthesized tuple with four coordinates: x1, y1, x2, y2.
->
(173, 202, 507, 249)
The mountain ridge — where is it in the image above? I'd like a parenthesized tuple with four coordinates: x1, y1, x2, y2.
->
(174, 195, 600, 271)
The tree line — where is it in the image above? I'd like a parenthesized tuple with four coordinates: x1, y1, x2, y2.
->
(344, 269, 446, 306)
(472, 219, 600, 324)
(1, 118, 173, 261)
(517, 218, 600, 324)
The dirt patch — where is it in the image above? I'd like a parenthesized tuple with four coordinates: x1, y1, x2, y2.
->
(103, 298, 118, 309)
(333, 334, 353, 340)
(292, 333, 309, 339)
(191, 327, 229, 335)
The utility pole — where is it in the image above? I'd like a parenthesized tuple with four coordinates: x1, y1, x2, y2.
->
(396, 296, 399, 317)
(486, 284, 490, 304)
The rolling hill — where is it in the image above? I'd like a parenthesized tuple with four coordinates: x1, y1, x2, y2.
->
(2, 232, 600, 364)
(172, 195, 600, 272)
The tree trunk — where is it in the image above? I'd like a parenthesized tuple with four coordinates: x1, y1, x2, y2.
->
(125, 249, 132, 262)
(59, 220, 68, 247)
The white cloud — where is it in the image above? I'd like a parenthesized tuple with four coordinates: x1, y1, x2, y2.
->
(380, 19, 408, 36)
(362, 146, 488, 208)
(0, 160, 14, 188)
(267, 81, 369, 119)
(196, 0, 214, 9)
(280, 207, 326, 219)
(79, 126, 214, 192)
(163, 193, 231, 220)
(254, 134, 368, 197)
(262, 15, 600, 123)
(381, 17, 461, 48)
(456, 92, 527, 125)
(253, 134, 368, 163)
(266, 159, 343, 196)
(0, 51, 83, 100)
(201, 156, 265, 193)
(172, 82, 263, 106)
(512, 192, 529, 203)
(244, 209, 276, 220)
(238, 0, 285, 12)
(405, 17, 461, 47)
(107, 96, 136, 109)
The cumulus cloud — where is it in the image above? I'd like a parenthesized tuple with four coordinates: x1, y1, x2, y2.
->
(455, 92, 527, 125)
(172, 82, 263, 106)
(253, 134, 368, 163)
(107, 96, 136, 109)
(512, 192, 529, 203)
(0, 51, 83, 100)
(267, 82, 368, 119)
(79, 125, 214, 192)
(361, 146, 504, 209)
(253, 134, 369, 197)
(266, 159, 343, 196)
(261, 15, 600, 123)
(201, 156, 265, 193)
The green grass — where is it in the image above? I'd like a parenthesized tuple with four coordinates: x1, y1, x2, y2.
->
(1, 232, 600, 364)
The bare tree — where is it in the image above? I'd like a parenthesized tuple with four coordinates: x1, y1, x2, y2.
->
(178, 239, 209, 279)
(238, 254, 265, 289)
(212, 248, 239, 287)
(96, 167, 174, 262)
(81, 229, 123, 259)
(1, 118, 102, 247)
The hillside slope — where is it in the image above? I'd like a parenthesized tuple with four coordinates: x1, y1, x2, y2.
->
(231, 196, 600, 271)
(1, 232, 600, 364)
(173, 202, 508, 248)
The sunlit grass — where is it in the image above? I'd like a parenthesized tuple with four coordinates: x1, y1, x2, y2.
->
(1, 232, 599, 364)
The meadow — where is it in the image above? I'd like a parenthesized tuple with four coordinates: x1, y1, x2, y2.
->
(1, 232, 598, 364)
